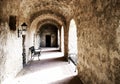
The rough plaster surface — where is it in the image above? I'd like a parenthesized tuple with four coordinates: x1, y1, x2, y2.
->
(0, 22, 22, 84)
(0, 0, 22, 83)
(0, 23, 8, 84)
(75, 0, 120, 84)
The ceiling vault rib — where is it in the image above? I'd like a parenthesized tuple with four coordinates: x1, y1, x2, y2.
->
(30, 10, 66, 26)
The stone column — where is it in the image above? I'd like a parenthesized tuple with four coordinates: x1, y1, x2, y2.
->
(64, 24, 69, 58)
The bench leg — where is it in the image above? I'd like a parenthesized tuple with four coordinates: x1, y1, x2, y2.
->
(68, 57, 70, 64)
(68, 60, 70, 64)
(74, 66, 76, 72)
(38, 53, 40, 61)
(38, 55, 40, 60)
(31, 53, 34, 61)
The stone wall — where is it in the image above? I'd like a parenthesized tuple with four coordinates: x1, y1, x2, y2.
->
(75, 0, 120, 84)
(0, 23, 23, 84)
(0, 0, 23, 83)
(0, 23, 8, 84)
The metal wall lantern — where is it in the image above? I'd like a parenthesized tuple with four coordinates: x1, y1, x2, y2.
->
(18, 22, 27, 37)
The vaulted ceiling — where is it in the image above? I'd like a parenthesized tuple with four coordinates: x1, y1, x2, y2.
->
(19, 0, 76, 30)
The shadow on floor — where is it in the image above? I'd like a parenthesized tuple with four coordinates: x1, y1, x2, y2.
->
(68, 76, 83, 84)
(15, 51, 83, 84)
(52, 76, 83, 84)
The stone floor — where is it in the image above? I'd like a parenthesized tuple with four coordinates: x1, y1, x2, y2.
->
(6, 48, 83, 84)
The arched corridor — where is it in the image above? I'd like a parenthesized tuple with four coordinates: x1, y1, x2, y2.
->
(39, 24, 58, 47)
(0, 0, 120, 84)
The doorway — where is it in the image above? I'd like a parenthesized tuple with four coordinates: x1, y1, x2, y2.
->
(46, 35, 51, 47)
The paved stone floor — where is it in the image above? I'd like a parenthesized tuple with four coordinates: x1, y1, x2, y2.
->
(5, 49, 83, 84)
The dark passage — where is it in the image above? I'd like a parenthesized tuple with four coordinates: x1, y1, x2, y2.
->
(46, 35, 51, 47)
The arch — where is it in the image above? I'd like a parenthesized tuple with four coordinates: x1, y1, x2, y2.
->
(29, 13, 65, 49)
(68, 19, 78, 54)
(34, 23, 59, 48)
(36, 19, 62, 34)
(27, 9, 67, 60)
(30, 14, 64, 33)
(30, 10, 66, 26)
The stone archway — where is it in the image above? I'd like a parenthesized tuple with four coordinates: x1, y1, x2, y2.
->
(68, 19, 78, 54)
(38, 23, 58, 48)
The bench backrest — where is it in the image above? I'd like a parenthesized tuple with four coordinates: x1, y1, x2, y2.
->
(29, 46, 35, 53)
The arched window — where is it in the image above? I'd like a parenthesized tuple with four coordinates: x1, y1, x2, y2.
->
(68, 19, 78, 54)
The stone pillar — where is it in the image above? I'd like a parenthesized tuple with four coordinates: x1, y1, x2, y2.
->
(61, 26, 64, 53)
(64, 24, 69, 58)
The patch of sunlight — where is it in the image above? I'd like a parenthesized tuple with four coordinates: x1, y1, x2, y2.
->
(7, 65, 77, 84)
(33, 52, 64, 60)
(61, 26, 64, 53)
(68, 19, 78, 54)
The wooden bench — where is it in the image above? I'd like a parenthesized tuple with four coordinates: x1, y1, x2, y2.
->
(29, 46, 41, 60)
(68, 53, 77, 72)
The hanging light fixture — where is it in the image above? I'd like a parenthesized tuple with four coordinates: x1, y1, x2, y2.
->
(18, 22, 27, 37)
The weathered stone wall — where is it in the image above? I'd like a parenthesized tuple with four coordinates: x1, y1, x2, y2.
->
(0, 23, 23, 84)
(0, 23, 8, 84)
(75, 0, 120, 84)
(4, 26, 22, 84)
(0, 0, 23, 83)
